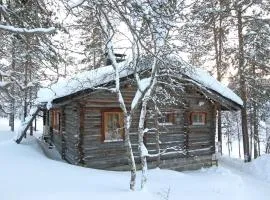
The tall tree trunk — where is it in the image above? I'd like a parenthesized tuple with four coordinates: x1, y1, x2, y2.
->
(217, 0, 224, 155)
(34, 117, 37, 131)
(237, 9, 250, 162)
(217, 106, 222, 154)
(236, 116, 241, 158)
(9, 99, 15, 132)
(29, 47, 33, 136)
(249, 111, 253, 159)
(251, 63, 259, 159)
(124, 114, 136, 190)
(138, 100, 148, 189)
(9, 38, 16, 132)
(258, 137, 261, 156)
(105, 42, 136, 191)
(154, 106, 161, 167)
(253, 101, 258, 159)
(213, 3, 223, 155)
(266, 135, 270, 154)
(23, 38, 29, 120)
(227, 131, 231, 157)
(0, 0, 2, 21)
(213, 25, 222, 155)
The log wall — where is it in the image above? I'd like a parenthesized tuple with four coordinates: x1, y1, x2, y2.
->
(46, 83, 217, 171)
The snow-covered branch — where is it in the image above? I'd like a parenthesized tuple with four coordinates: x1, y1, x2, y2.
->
(68, 0, 86, 9)
(0, 25, 56, 34)
(147, 146, 186, 158)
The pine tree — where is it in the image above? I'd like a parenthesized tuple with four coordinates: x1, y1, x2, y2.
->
(243, 7, 270, 158)
(76, 4, 105, 69)
(180, 0, 231, 154)
(232, 0, 270, 161)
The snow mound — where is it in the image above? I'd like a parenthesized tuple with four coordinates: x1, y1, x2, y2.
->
(248, 154, 270, 182)
(221, 155, 270, 183)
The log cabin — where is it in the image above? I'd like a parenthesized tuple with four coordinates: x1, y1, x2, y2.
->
(35, 59, 243, 171)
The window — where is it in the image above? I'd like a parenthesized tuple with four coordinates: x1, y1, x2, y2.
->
(158, 111, 175, 125)
(102, 110, 124, 142)
(190, 112, 206, 125)
(51, 110, 61, 132)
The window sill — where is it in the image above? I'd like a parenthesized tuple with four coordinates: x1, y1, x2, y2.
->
(191, 123, 205, 126)
(104, 139, 123, 143)
(158, 122, 174, 126)
(189, 124, 208, 128)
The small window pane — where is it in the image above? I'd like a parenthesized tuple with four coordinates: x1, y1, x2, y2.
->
(191, 112, 206, 125)
(104, 112, 124, 142)
(158, 111, 175, 125)
(51, 110, 61, 132)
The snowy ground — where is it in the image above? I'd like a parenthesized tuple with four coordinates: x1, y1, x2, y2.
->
(0, 118, 270, 200)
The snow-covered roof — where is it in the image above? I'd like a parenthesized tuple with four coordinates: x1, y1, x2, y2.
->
(37, 59, 243, 107)
(184, 67, 243, 106)
(37, 60, 133, 105)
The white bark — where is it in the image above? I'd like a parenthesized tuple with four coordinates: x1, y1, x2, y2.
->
(67, 0, 178, 190)
(99, 10, 137, 190)
(135, 0, 171, 189)
(107, 42, 137, 191)
(138, 100, 148, 189)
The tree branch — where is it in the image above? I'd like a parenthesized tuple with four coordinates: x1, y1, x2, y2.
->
(0, 24, 56, 34)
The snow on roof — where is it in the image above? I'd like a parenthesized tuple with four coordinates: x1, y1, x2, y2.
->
(37, 59, 243, 107)
(184, 67, 243, 106)
(37, 60, 133, 105)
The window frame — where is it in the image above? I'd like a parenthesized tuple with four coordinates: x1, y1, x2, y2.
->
(158, 111, 176, 126)
(190, 112, 207, 126)
(51, 109, 61, 133)
(101, 108, 124, 142)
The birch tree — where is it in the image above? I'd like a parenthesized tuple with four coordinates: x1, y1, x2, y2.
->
(66, 0, 186, 190)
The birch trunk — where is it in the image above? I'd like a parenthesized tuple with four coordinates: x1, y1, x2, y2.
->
(105, 40, 137, 190)
(124, 114, 136, 190)
(138, 100, 148, 189)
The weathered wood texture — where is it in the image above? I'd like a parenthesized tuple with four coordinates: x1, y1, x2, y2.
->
(184, 88, 216, 158)
(45, 83, 217, 171)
